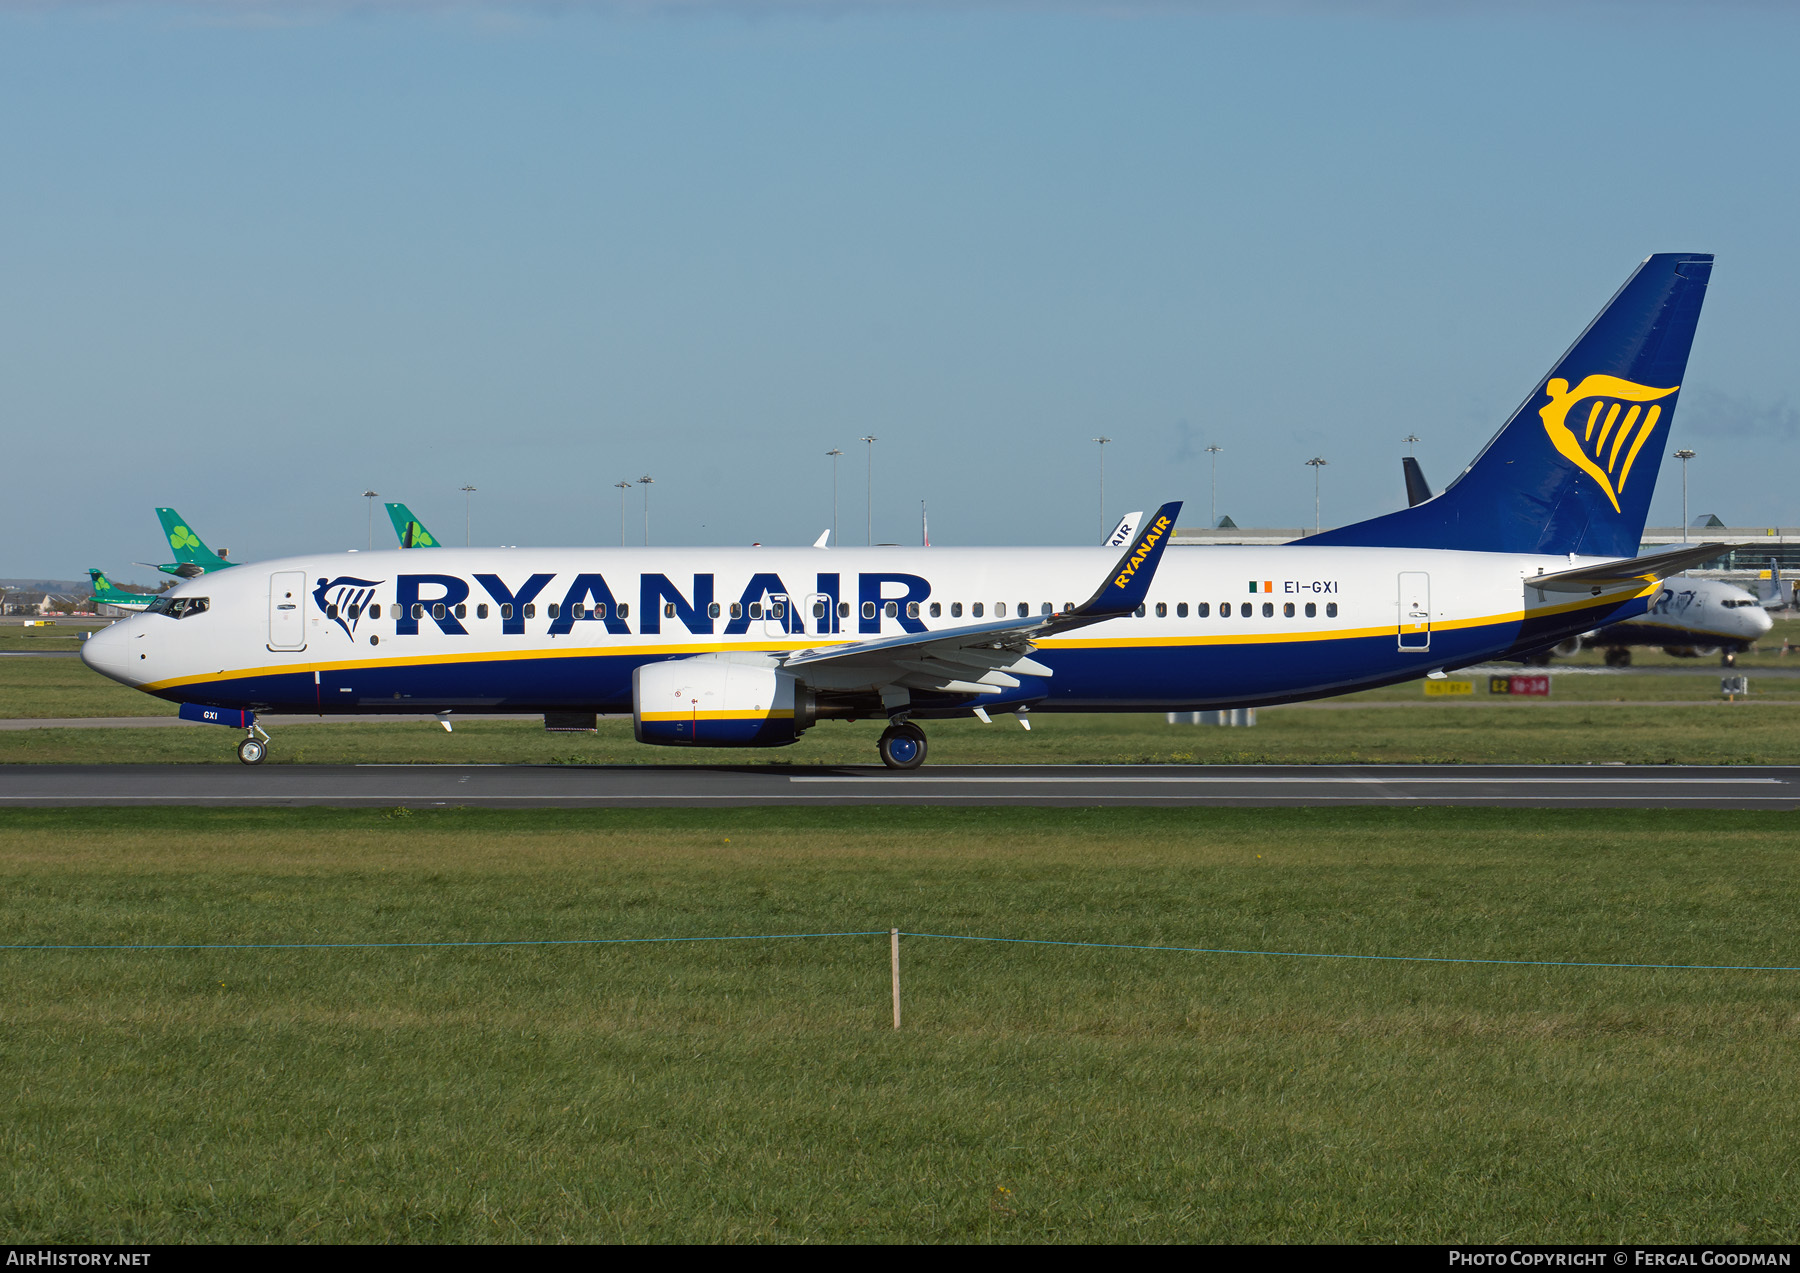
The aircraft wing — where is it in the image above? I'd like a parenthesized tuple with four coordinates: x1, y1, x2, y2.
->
(780, 501, 1181, 696)
(1530, 542, 1731, 593)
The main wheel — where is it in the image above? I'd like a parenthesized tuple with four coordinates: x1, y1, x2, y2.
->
(877, 723, 927, 770)
(237, 737, 267, 765)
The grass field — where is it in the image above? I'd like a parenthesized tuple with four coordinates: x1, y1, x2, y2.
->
(4, 806, 1798, 1242)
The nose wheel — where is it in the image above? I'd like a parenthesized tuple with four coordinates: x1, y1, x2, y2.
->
(236, 727, 270, 766)
(877, 722, 927, 770)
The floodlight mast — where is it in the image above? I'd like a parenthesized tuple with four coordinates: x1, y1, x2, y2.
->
(1305, 457, 1329, 534)
(1092, 436, 1111, 541)
(1674, 449, 1696, 544)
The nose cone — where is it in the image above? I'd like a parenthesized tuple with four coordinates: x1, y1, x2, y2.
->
(1749, 604, 1775, 638)
(80, 622, 145, 688)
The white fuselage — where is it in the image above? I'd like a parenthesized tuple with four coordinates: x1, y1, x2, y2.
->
(82, 542, 1650, 719)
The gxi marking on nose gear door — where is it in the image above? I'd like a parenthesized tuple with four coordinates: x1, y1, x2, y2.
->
(269, 570, 308, 652)
(1398, 571, 1431, 651)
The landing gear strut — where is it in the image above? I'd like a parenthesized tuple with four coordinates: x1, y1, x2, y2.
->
(877, 722, 928, 770)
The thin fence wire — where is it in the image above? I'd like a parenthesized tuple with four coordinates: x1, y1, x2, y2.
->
(0, 928, 1793, 972)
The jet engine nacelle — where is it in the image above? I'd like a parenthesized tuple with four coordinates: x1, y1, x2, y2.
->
(633, 658, 814, 748)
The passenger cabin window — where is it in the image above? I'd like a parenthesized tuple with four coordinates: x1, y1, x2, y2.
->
(664, 603, 676, 618)
(770, 602, 784, 619)
(730, 603, 743, 619)
(455, 604, 466, 619)
(883, 601, 897, 618)
(812, 601, 825, 619)
(951, 602, 963, 618)
(1283, 603, 1294, 617)
(369, 603, 381, 619)
(1261, 603, 1273, 617)
(573, 605, 587, 619)
(523, 603, 535, 619)
(1155, 602, 1167, 618)
(750, 602, 763, 619)
(996, 602, 1007, 618)
(546, 603, 560, 620)
(594, 603, 607, 619)
(862, 602, 876, 619)
(348, 604, 361, 620)
(1176, 602, 1188, 618)
(411, 604, 424, 619)
(907, 602, 920, 618)
(477, 604, 489, 619)
(499, 604, 511, 620)
(972, 603, 984, 618)
(1240, 603, 1252, 617)
(1197, 602, 1210, 617)
(1326, 602, 1338, 618)
(327, 603, 339, 619)
(1305, 602, 1316, 618)
(617, 604, 629, 618)
(710, 603, 723, 619)
(837, 602, 850, 618)
(929, 602, 941, 618)
(432, 603, 446, 620)
(1134, 604, 1146, 618)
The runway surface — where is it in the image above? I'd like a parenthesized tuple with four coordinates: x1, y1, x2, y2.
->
(3, 763, 1796, 808)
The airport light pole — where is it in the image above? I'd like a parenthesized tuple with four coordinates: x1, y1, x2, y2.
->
(362, 490, 379, 550)
(1305, 456, 1328, 534)
(614, 481, 632, 546)
(461, 484, 476, 547)
(637, 475, 654, 547)
(1404, 434, 1420, 456)
(1093, 436, 1111, 541)
(1674, 449, 1696, 544)
(826, 448, 842, 547)
(1204, 444, 1222, 529)
(860, 436, 877, 545)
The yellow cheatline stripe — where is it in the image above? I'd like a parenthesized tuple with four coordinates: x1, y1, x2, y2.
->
(640, 709, 796, 722)
(141, 586, 1652, 691)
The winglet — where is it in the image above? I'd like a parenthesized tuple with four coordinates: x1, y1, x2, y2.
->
(1071, 500, 1182, 618)
(813, 529, 831, 549)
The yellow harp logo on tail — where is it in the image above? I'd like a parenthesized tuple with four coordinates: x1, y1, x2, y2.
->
(1538, 375, 1679, 513)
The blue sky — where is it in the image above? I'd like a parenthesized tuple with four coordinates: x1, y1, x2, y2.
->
(3, 2, 1797, 578)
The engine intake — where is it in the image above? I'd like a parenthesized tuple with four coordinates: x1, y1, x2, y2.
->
(633, 659, 813, 748)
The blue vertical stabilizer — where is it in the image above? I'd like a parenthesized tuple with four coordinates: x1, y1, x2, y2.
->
(1301, 253, 1712, 557)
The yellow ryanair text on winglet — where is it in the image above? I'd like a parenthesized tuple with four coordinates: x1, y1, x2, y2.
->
(1539, 374, 1678, 513)
(1112, 514, 1172, 589)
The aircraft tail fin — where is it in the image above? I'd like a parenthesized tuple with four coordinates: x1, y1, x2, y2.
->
(385, 502, 442, 549)
(155, 508, 233, 572)
(1402, 457, 1433, 508)
(1302, 253, 1713, 558)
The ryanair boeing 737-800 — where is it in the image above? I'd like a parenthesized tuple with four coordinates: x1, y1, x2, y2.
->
(83, 253, 1727, 767)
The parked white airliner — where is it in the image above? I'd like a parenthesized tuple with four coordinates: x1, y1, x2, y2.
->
(83, 253, 1729, 768)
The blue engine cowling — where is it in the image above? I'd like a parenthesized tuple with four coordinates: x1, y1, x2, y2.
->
(633, 658, 814, 747)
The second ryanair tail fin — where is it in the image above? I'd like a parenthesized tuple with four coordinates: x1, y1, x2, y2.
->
(1302, 253, 1713, 558)
(385, 502, 442, 549)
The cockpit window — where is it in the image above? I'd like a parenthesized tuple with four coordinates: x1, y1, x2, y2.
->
(145, 595, 209, 619)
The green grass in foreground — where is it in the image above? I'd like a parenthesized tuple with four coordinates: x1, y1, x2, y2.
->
(3, 806, 1799, 1242)
(4, 702, 1799, 766)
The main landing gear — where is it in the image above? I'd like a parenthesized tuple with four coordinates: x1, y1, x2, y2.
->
(877, 722, 928, 770)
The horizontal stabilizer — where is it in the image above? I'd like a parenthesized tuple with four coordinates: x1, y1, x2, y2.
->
(1531, 542, 1729, 593)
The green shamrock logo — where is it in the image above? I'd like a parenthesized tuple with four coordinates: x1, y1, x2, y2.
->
(169, 525, 201, 551)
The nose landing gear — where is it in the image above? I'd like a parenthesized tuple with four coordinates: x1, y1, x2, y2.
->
(877, 722, 927, 770)
(236, 723, 271, 765)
